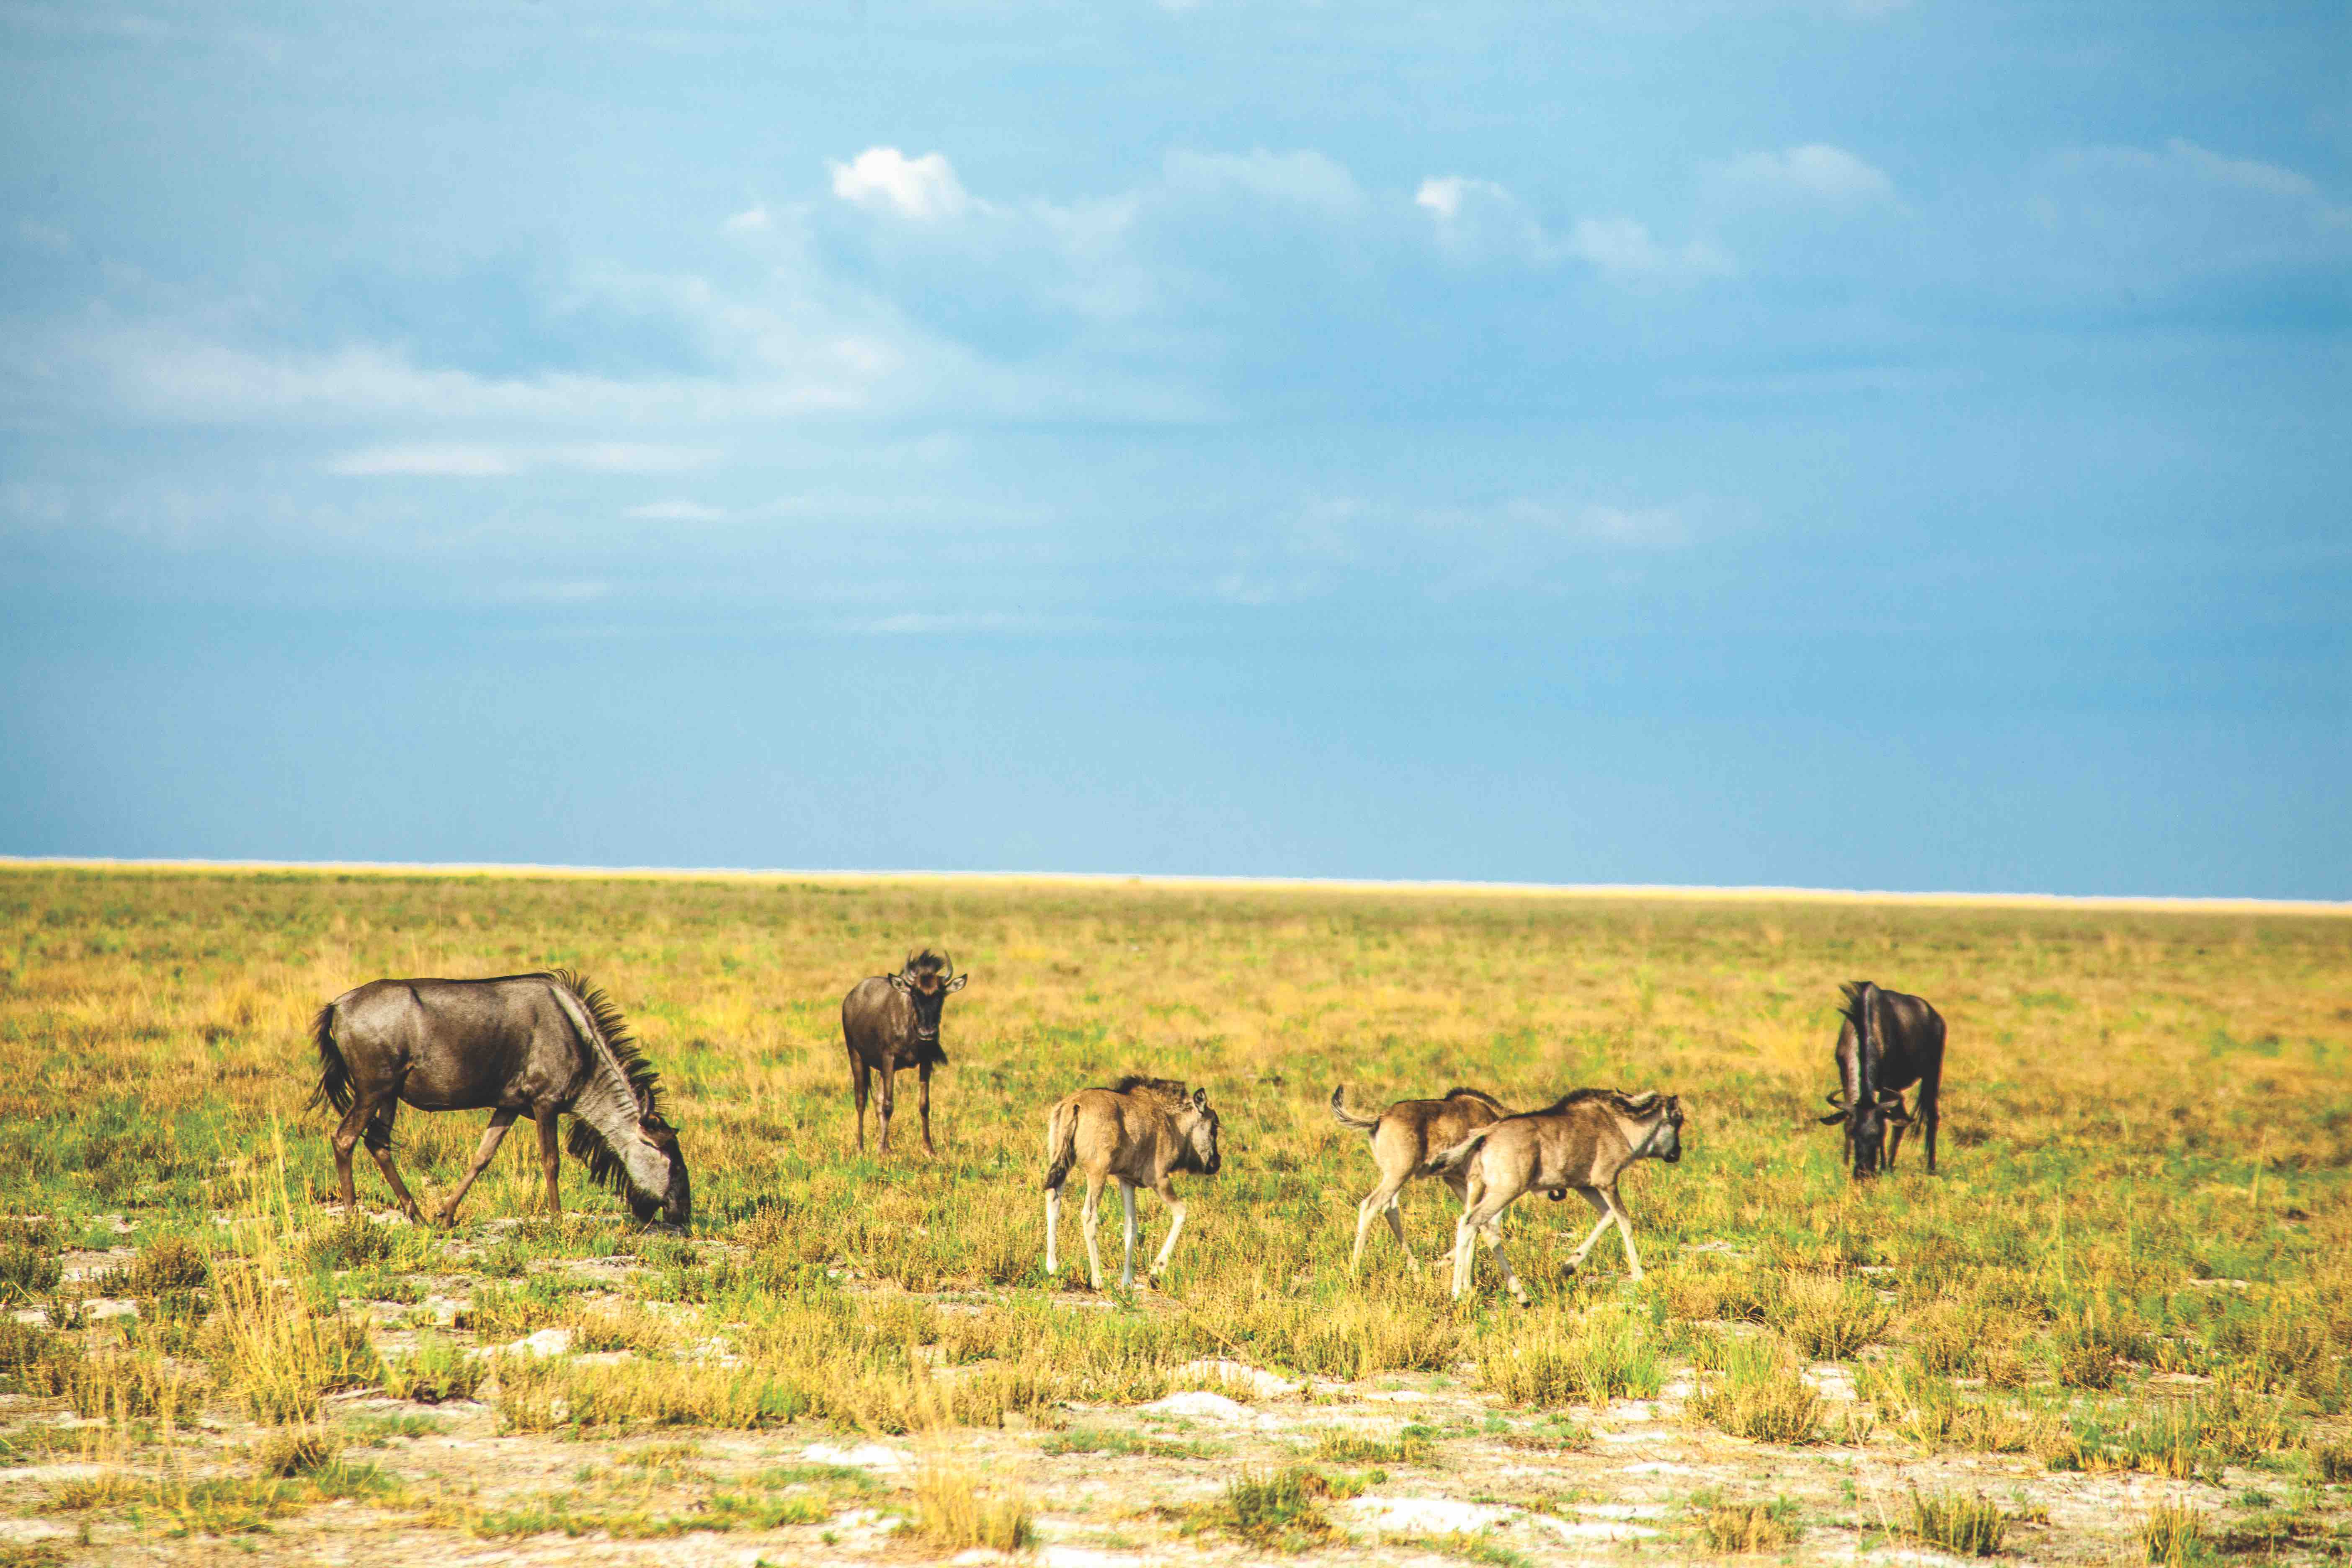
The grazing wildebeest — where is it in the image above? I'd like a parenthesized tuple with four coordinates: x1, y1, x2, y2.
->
(1816, 979, 1945, 1179)
(309, 970, 689, 1228)
(1329, 1085, 1514, 1275)
(841, 949, 968, 1156)
(1431, 1088, 1684, 1302)
(1042, 1076, 1222, 1290)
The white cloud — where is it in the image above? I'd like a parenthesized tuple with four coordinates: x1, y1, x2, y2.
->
(626, 499, 728, 521)
(15, 219, 72, 253)
(1718, 143, 1893, 204)
(1562, 217, 1735, 286)
(2159, 138, 2320, 201)
(1162, 148, 1362, 213)
(829, 147, 975, 220)
(1418, 175, 1733, 285)
(324, 443, 720, 477)
(721, 202, 773, 235)
(325, 444, 518, 477)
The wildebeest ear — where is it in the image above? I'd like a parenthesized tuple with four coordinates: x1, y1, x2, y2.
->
(1192, 1087, 1207, 1108)
(1625, 1090, 1660, 1111)
(1818, 1110, 1849, 1124)
(944, 973, 968, 993)
(888, 973, 913, 993)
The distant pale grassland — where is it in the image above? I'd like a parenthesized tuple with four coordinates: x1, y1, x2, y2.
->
(1, 865, 2348, 1485)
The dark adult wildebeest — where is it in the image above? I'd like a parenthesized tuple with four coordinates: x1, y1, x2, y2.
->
(1042, 1076, 1223, 1290)
(841, 949, 967, 1155)
(1817, 979, 1945, 1179)
(309, 970, 689, 1228)
(1431, 1088, 1684, 1301)
(1329, 1085, 1513, 1275)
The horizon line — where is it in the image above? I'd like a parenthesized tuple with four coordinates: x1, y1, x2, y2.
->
(2, 855, 2345, 917)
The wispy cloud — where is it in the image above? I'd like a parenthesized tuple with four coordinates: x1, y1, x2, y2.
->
(324, 444, 721, 477)
(1716, 143, 1894, 204)
(625, 499, 730, 522)
(1417, 175, 1733, 285)
(1162, 148, 1362, 214)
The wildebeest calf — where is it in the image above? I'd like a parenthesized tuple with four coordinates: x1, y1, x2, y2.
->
(1329, 1085, 1512, 1275)
(1042, 1076, 1222, 1290)
(1431, 1088, 1684, 1301)
(840, 949, 967, 1155)
(1817, 979, 1945, 1179)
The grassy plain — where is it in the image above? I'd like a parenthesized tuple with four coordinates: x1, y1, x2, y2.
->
(0, 864, 2348, 1563)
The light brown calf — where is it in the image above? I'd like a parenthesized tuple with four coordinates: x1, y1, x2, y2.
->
(1431, 1088, 1685, 1302)
(1042, 1076, 1224, 1290)
(1329, 1085, 1513, 1274)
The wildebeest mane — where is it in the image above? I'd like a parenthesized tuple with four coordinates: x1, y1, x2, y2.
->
(903, 948, 952, 980)
(1442, 1087, 1506, 1108)
(1529, 1087, 1660, 1117)
(544, 969, 664, 1192)
(1110, 1074, 1191, 1104)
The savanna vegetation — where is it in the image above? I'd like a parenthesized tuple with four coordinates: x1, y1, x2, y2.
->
(0, 864, 2347, 1563)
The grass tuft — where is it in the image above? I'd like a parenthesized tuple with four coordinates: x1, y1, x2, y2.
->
(1906, 1488, 2007, 1557)
(2139, 1498, 2206, 1566)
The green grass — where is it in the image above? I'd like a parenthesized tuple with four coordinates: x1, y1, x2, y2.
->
(1, 866, 2349, 1551)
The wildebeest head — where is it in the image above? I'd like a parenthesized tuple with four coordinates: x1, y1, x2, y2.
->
(1650, 1094, 1685, 1164)
(887, 949, 968, 1047)
(623, 1112, 692, 1228)
(1818, 1089, 1908, 1179)
(1177, 1086, 1223, 1176)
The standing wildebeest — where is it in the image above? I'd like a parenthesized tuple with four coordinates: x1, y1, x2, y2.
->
(1329, 1085, 1512, 1275)
(841, 949, 967, 1155)
(1042, 1076, 1223, 1290)
(1431, 1088, 1684, 1302)
(1817, 979, 1945, 1179)
(310, 970, 689, 1228)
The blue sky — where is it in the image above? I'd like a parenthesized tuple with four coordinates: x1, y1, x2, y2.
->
(2, 2, 2346, 895)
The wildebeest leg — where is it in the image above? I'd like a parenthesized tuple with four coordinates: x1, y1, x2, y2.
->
(917, 1062, 936, 1156)
(1044, 1183, 1062, 1275)
(1453, 1175, 1513, 1300)
(1148, 1176, 1186, 1280)
(435, 1109, 520, 1226)
(849, 1055, 871, 1153)
(1476, 1212, 1527, 1304)
(1918, 1072, 1940, 1174)
(1118, 1180, 1138, 1289)
(877, 1066, 897, 1154)
(1601, 1183, 1643, 1281)
(1080, 1174, 1107, 1290)
(537, 1110, 562, 1216)
(1564, 1186, 1616, 1271)
(1351, 1170, 1411, 1275)
(361, 1098, 423, 1223)
(1885, 1095, 1910, 1170)
(329, 1093, 376, 1210)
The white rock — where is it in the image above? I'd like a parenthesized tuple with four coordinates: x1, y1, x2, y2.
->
(503, 1328, 573, 1358)
(1139, 1390, 1256, 1422)
(801, 1442, 907, 1472)
(1532, 1515, 1661, 1541)
(1173, 1358, 1301, 1398)
(1341, 1496, 1515, 1534)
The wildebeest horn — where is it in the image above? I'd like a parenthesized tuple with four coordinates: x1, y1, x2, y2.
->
(1625, 1090, 1660, 1110)
(936, 952, 953, 979)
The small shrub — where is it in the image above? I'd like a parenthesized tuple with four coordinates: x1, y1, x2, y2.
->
(0, 1319, 82, 1396)
(2139, 1499, 2205, 1566)
(0, 1223, 63, 1303)
(1698, 1498, 1799, 1553)
(913, 1457, 1034, 1553)
(1907, 1488, 2006, 1557)
(1688, 1338, 1821, 1445)
(67, 1345, 205, 1424)
(2311, 1442, 2352, 1483)
(131, 1235, 211, 1298)
(1312, 1429, 1434, 1465)
(1773, 1274, 1888, 1360)
(306, 1217, 393, 1271)
(1222, 1467, 1334, 1550)
(252, 1426, 340, 1477)
(381, 1336, 486, 1404)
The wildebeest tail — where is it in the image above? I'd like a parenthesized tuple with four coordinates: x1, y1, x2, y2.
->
(1042, 1100, 1080, 1191)
(1425, 1129, 1489, 1175)
(1328, 1085, 1382, 1135)
(307, 1004, 353, 1115)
